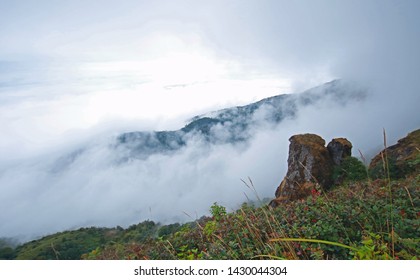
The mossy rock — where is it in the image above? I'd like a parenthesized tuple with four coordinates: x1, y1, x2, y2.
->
(369, 129, 420, 179)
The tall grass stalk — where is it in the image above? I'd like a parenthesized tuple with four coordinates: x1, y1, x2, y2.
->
(358, 149, 371, 184)
(240, 178, 298, 259)
(382, 128, 395, 258)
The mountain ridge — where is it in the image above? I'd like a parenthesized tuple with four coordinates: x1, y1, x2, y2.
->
(114, 79, 366, 161)
(0, 79, 369, 242)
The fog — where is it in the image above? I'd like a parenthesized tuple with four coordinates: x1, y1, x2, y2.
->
(1, 80, 417, 241)
(0, 0, 419, 241)
(0, 109, 291, 240)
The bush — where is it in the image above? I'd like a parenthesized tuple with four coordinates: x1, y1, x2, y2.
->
(12, 176, 420, 260)
(369, 154, 419, 180)
(0, 247, 16, 259)
(333, 157, 368, 183)
(157, 223, 182, 238)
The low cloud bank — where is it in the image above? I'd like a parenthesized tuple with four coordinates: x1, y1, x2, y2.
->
(1, 78, 418, 241)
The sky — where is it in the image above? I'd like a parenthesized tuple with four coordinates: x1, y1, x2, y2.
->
(1, 0, 419, 157)
(0, 0, 419, 240)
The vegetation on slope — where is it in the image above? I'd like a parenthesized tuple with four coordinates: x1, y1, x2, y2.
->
(4, 173, 418, 260)
(81, 175, 419, 260)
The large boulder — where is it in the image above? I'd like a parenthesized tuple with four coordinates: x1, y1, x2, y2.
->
(270, 134, 354, 207)
(369, 129, 420, 179)
(271, 134, 335, 206)
(327, 138, 352, 165)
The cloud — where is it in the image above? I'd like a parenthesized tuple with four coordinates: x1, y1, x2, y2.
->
(3, 78, 416, 242)
(0, 0, 419, 242)
(0, 115, 290, 241)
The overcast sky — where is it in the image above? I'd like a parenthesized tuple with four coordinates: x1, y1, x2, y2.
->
(1, 0, 418, 157)
(1, 0, 419, 240)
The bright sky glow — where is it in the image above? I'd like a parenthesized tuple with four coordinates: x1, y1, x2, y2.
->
(0, 0, 418, 157)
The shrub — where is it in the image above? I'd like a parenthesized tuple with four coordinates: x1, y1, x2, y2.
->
(0, 247, 16, 260)
(210, 203, 227, 222)
(333, 156, 368, 183)
(13, 176, 420, 260)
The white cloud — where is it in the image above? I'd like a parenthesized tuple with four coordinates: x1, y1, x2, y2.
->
(0, 0, 419, 241)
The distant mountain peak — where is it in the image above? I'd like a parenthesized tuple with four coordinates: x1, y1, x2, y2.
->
(114, 79, 366, 160)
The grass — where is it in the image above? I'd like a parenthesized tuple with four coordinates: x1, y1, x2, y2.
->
(3, 174, 418, 260)
(80, 174, 418, 260)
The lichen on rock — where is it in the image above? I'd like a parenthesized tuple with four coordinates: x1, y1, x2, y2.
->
(270, 133, 354, 207)
(271, 134, 336, 206)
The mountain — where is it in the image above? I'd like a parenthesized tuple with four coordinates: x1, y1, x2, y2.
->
(0, 79, 369, 242)
(112, 79, 366, 161)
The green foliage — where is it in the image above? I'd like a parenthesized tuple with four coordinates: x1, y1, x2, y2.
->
(351, 233, 391, 260)
(369, 157, 396, 179)
(6, 175, 419, 260)
(333, 156, 368, 183)
(177, 245, 204, 260)
(0, 238, 17, 260)
(369, 155, 418, 180)
(210, 202, 227, 221)
(123, 221, 158, 242)
(157, 223, 182, 238)
(203, 220, 217, 238)
(0, 247, 16, 259)
(14, 227, 114, 260)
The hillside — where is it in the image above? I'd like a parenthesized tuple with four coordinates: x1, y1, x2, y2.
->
(113, 79, 366, 161)
(0, 79, 374, 242)
(55, 79, 367, 166)
(2, 129, 418, 260)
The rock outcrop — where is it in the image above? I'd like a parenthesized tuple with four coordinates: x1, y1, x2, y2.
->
(270, 129, 420, 207)
(270, 134, 352, 207)
(327, 138, 352, 165)
(369, 129, 420, 179)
